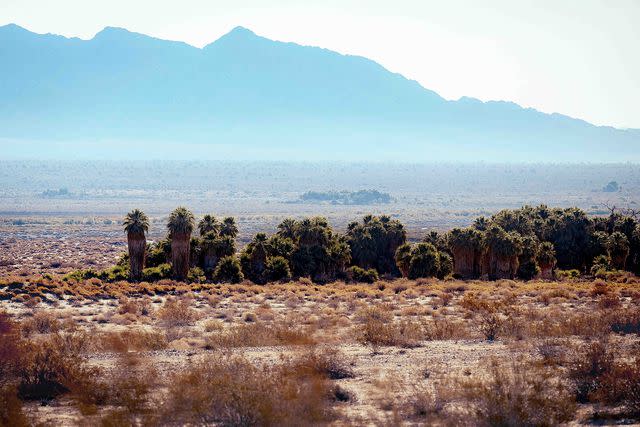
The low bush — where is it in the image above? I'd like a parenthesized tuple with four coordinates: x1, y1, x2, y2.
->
(142, 263, 171, 282)
(157, 297, 200, 327)
(348, 266, 379, 284)
(213, 256, 244, 284)
(206, 321, 315, 348)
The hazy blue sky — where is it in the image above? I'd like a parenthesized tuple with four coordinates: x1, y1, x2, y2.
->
(2, 0, 639, 129)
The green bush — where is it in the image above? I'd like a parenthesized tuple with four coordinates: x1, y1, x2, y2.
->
(213, 256, 244, 284)
(348, 266, 379, 283)
(188, 267, 206, 283)
(142, 263, 172, 282)
(556, 269, 580, 280)
(437, 252, 453, 279)
(408, 243, 440, 279)
(265, 256, 291, 283)
(62, 269, 100, 282)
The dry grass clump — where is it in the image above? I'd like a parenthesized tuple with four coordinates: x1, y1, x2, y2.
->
(161, 353, 337, 426)
(157, 297, 200, 327)
(356, 306, 424, 348)
(205, 321, 315, 348)
(92, 329, 168, 352)
(21, 310, 61, 335)
(294, 346, 355, 380)
(460, 359, 576, 426)
(0, 312, 28, 427)
(568, 339, 640, 417)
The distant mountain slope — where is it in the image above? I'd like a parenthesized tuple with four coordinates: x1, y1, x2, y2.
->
(0, 23, 638, 161)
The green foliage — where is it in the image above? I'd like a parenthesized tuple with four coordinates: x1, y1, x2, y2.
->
(142, 263, 172, 282)
(240, 233, 268, 284)
(282, 217, 350, 282)
(437, 252, 453, 279)
(219, 217, 239, 238)
(63, 269, 100, 282)
(537, 241, 556, 266)
(146, 239, 171, 267)
(484, 226, 523, 258)
(608, 231, 630, 269)
(167, 207, 195, 236)
(265, 256, 292, 282)
(347, 215, 406, 276)
(198, 214, 221, 236)
(408, 243, 440, 279)
(188, 267, 206, 283)
(394, 243, 412, 278)
(213, 256, 244, 284)
(556, 269, 580, 280)
(517, 235, 540, 280)
(101, 265, 129, 282)
(123, 209, 149, 235)
(348, 266, 379, 283)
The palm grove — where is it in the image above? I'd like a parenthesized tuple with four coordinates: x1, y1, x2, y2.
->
(111, 205, 640, 285)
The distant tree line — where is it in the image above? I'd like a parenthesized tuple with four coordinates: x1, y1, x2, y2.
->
(116, 205, 640, 284)
(299, 190, 391, 205)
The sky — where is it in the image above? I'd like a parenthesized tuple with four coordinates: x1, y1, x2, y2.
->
(2, 0, 639, 129)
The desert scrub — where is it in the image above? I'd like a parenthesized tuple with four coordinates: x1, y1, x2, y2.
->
(460, 358, 576, 426)
(205, 321, 315, 348)
(157, 297, 200, 327)
(160, 353, 337, 425)
(356, 306, 424, 348)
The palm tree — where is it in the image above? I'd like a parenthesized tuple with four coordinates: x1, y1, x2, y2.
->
(395, 243, 412, 277)
(537, 242, 556, 279)
(167, 207, 195, 281)
(608, 231, 630, 269)
(407, 243, 440, 279)
(123, 209, 149, 281)
(483, 226, 522, 280)
(198, 214, 220, 236)
(277, 218, 297, 240)
(219, 217, 238, 238)
(447, 228, 483, 279)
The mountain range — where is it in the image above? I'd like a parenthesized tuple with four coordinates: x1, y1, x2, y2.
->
(0, 23, 638, 161)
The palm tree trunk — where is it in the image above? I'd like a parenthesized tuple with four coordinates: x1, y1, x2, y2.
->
(171, 232, 191, 281)
(127, 232, 146, 281)
(539, 262, 554, 280)
(452, 247, 475, 279)
(203, 250, 218, 275)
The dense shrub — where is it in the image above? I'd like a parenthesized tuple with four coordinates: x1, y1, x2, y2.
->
(265, 256, 291, 282)
(348, 266, 379, 283)
(142, 263, 172, 282)
(213, 256, 244, 284)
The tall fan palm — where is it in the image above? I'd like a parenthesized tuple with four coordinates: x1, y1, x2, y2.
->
(198, 214, 220, 236)
(447, 227, 483, 279)
(167, 207, 195, 281)
(220, 217, 239, 238)
(277, 218, 297, 240)
(123, 209, 149, 281)
(537, 241, 557, 279)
